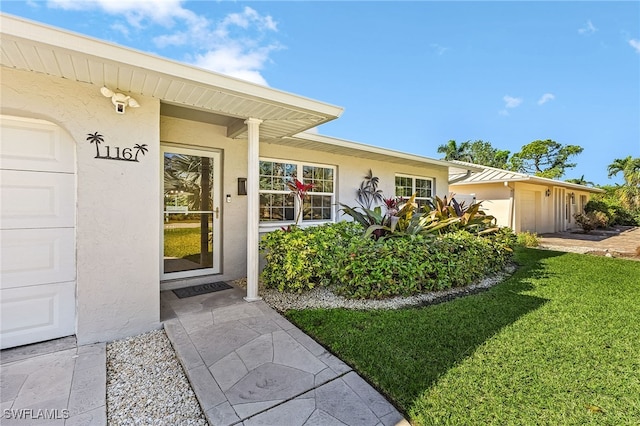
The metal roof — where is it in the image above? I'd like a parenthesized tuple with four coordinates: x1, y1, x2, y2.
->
(0, 13, 343, 140)
(449, 160, 605, 193)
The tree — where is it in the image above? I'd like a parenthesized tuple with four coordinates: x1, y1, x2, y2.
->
(509, 139, 583, 179)
(437, 139, 510, 168)
(464, 140, 510, 169)
(607, 156, 640, 210)
(565, 175, 594, 186)
(436, 140, 472, 162)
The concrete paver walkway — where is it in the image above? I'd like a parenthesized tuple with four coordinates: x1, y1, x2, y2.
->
(1, 339, 106, 425)
(161, 286, 408, 426)
(539, 226, 640, 257)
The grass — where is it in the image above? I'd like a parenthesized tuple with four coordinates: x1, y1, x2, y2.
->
(286, 248, 640, 425)
(164, 227, 212, 263)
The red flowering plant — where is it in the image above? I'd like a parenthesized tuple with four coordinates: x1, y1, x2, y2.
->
(282, 178, 314, 231)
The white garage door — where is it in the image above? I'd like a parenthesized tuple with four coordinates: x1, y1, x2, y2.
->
(519, 190, 537, 233)
(1, 115, 76, 349)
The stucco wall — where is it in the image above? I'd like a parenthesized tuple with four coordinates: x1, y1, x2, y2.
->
(261, 141, 451, 219)
(2, 68, 161, 344)
(449, 182, 513, 229)
(452, 180, 596, 233)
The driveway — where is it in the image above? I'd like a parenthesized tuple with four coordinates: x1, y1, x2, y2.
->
(538, 226, 639, 260)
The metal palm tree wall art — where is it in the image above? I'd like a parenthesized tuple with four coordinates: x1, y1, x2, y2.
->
(86, 132, 148, 162)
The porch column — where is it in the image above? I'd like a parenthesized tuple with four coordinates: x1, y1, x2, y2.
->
(245, 118, 263, 302)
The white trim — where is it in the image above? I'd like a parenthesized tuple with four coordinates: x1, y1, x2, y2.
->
(245, 118, 262, 302)
(258, 158, 337, 225)
(394, 173, 435, 204)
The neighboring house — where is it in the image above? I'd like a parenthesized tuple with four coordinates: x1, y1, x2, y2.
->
(449, 161, 605, 234)
(0, 14, 475, 349)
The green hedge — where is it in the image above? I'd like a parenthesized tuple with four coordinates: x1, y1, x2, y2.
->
(259, 222, 515, 299)
(259, 221, 362, 293)
(334, 229, 515, 299)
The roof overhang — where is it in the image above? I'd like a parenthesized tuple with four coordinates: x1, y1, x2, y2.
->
(448, 161, 605, 193)
(272, 132, 483, 171)
(0, 13, 343, 140)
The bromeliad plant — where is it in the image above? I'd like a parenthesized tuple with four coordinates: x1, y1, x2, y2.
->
(286, 178, 314, 228)
(424, 194, 499, 235)
(341, 172, 499, 240)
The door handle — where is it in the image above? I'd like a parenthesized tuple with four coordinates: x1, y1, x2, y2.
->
(214, 207, 220, 219)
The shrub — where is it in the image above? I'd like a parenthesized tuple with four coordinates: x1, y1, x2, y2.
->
(574, 211, 608, 233)
(585, 198, 638, 226)
(259, 221, 361, 293)
(333, 229, 515, 299)
(516, 231, 539, 247)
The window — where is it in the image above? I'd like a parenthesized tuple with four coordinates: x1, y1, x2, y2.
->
(259, 159, 335, 223)
(395, 174, 434, 209)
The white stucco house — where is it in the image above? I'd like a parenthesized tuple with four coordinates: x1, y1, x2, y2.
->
(449, 161, 604, 234)
(0, 14, 479, 349)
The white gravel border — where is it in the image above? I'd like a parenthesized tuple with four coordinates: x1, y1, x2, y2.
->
(236, 264, 517, 313)
(106, 329, 206, 426)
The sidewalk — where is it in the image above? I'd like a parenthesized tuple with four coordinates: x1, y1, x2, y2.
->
(161, 286, 408, 426)
(0, 338, 106, 426)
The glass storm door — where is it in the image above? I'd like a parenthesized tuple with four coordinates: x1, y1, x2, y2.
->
(162, 146, 221, 279)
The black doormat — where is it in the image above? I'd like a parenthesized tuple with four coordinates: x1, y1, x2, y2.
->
(173, 282, 233, 299)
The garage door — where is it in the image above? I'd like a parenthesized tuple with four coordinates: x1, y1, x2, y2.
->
(1, 115, 76, 349)
(519, 190, 537, 233)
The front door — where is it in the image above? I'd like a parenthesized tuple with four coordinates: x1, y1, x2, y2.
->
(162, 146, 221, 279)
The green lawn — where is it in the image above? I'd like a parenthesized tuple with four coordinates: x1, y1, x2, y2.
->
(164, 227, 212, 265)
(286, 248, 640, 425)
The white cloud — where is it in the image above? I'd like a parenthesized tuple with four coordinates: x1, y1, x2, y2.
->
(537, 93, 555, 105)
(193, 44, 279, 86)
(48, 0, 200, 28)
(498, 109, 509, 116)
(430, 43, 449, 55)
(578, 20, 597, 35)
(630, 39, 640, 54)
(47, 1, 280, 85)
(503, 95, 523, 109)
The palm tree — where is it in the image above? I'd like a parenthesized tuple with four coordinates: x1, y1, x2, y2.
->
(436, 140, 472, 162)
(607, 156, 640, 209)
(565, 175, 594, 186)
(607, 156, 640, 186)
(133, 144, 148, 161)
(86, 132, 104, 158)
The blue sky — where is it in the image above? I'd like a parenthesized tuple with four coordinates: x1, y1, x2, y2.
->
(3, 1, 639, 185)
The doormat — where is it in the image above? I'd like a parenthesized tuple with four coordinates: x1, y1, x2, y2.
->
(172, 282, 233, 299)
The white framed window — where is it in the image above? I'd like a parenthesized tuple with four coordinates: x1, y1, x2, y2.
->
(259, 158, 335, 224)
(395, 174, 434, 209)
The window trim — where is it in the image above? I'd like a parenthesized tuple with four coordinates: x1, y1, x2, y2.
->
(394, 173, 435, 207)
(259, 157, 336, 229)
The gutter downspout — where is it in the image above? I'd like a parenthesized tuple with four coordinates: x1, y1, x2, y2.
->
(505, 181, 515, 231)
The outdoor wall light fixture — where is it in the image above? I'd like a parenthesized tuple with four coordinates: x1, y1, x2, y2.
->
(570, 192, 575, 202)
(100, 86, 140, 114)
(238, 178, 247, 195)
(545, 189, 551, 197)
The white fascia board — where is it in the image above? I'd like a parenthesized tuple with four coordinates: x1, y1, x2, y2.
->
(290, 132, 481, 170)
(528, 176, 606, 193)
(0, 13, 344, 119)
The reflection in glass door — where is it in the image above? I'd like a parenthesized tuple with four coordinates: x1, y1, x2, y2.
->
(162, 146, 221, 278)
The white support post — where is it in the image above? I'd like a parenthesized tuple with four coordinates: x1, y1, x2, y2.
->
(245, 118, 263, 302)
